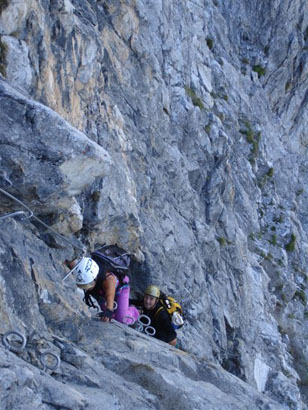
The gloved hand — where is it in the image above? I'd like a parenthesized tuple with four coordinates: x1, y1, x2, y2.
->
(96, 309, 113, 322)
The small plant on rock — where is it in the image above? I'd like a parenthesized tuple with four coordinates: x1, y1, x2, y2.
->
(285, 234, 296, 252)
(218, 237, 226, 246)
(206, 38, 214, 50)
(285, 81, 292, 92)
(265, 252, 273, 260)
(252, 65, 266, 78)
(278, 325, 287, 335)
(294, 289, 307, 305)
(296, 189, 304, 196)
(240, 122, 260, 160)
(184, 86, 204, 110)
(204, 123, 211, 134)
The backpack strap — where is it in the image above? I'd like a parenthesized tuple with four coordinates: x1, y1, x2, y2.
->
(153, 305, 165, 321)
(154, 296, 183, 320)
(83, 292, 99, 310)
(83, 270, 106, 310)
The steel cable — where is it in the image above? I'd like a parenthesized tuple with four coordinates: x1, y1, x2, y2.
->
(0, 187, 85, 252)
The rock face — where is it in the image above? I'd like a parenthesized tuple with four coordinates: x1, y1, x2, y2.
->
(0, 0, 308, 408)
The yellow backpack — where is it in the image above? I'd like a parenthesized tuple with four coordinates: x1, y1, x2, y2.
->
(154, 294, 184, 329)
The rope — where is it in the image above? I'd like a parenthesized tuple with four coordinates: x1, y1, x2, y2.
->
(0, 186, 85, 252)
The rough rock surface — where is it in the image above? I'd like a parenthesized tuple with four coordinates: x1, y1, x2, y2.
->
(0, 0, 308, 409)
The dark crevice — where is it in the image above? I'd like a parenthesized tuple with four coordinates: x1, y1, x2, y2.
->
(220, 318, 247, 381)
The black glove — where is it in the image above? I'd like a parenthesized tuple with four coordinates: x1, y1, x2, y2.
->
(96, 309, 113, 321)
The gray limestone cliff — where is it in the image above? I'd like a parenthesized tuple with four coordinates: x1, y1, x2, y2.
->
(0, 0, 308, 409)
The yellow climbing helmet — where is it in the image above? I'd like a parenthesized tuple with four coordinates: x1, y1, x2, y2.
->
(144, 285, 160, 298)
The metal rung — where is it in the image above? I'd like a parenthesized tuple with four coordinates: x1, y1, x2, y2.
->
(0, 210, 33, 221)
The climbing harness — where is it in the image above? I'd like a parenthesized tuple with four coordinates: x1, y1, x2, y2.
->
(2, 330, 61, 372)
(0, 186, 85, 253)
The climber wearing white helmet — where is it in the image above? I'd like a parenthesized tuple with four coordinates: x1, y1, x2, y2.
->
(68, 257, 118, 322)
(66, 249, 139, 325)
(75, 257, 99, 290)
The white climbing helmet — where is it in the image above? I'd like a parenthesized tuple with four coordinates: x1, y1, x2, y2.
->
(75, 257, 99, 288)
